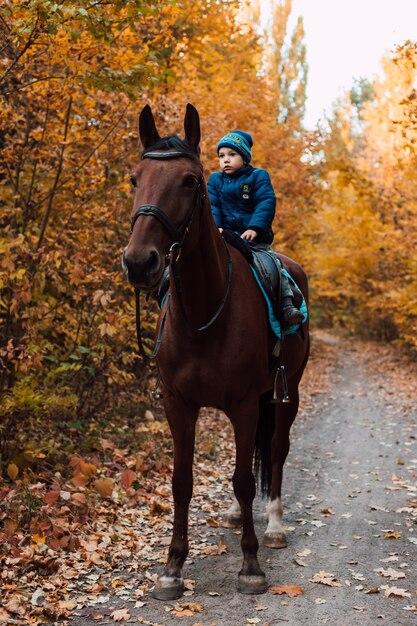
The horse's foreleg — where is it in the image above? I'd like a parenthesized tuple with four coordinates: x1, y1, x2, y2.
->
(264, 385, 299, 549)
(152, 399, 198, 601)
(229, 400, 267, 595)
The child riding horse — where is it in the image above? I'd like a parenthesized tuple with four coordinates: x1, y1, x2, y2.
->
(123, 104, 310, 600)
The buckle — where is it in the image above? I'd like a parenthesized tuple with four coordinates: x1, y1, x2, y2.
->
(168, 242, 181, 264)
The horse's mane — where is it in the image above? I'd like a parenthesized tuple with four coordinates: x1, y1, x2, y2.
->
(141, 134, 201, 165)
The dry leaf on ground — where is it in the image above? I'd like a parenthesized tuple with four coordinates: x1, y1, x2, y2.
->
(270, 584, 304, 597)
(310, 571, 342, 587)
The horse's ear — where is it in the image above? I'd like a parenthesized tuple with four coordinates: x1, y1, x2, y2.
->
(184, 103, 201, 152)
(139, 105, 161, 149)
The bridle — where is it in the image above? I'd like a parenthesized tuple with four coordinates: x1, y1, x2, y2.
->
(130, 151, 202, 264)
(129, 149, 233, 361)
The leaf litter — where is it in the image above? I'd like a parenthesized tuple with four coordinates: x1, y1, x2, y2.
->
(1, 331, 417, 623)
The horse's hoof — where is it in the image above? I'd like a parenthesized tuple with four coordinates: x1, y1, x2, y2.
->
(151, 576, 184, 601)
(263, 532, 287, 549)
(237, 574, 268, 595)
(220, 514, 242, 528)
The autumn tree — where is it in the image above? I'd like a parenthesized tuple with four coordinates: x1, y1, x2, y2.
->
(267, 0, 308, 127)
(305, 42, 417, 352)
(0, 0, 316, 475)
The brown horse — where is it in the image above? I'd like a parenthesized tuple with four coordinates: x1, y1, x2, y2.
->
(123, 104, 309, 600)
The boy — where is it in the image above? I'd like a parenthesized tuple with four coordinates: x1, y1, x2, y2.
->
(207, 130, 303, 327)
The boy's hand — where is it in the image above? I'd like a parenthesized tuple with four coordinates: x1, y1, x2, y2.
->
(241, 229, 257, 241)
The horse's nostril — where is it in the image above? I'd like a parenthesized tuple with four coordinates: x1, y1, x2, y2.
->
(149, 249, 160, 273)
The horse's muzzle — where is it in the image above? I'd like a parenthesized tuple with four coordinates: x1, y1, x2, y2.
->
(122, 244, 164, 291)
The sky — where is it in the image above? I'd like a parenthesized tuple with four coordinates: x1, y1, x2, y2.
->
(261, 0, 417, 128)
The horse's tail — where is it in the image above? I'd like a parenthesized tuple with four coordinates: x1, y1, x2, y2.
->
(254, 390, 275, 496)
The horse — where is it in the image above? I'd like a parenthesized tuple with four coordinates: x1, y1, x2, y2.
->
(123, 104, 310, 600)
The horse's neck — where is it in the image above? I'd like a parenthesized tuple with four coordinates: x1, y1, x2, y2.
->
(170, 203, 229, 330)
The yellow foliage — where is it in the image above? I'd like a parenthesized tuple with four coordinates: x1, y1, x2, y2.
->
(305, 42, 417, 352)
(0, 0, 313, 430)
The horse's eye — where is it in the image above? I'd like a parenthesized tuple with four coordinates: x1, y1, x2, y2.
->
(130, 175, 137, 188)
(183, 175, 197, 189)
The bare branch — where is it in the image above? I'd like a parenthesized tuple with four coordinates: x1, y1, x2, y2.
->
(36, 96, 73, 250)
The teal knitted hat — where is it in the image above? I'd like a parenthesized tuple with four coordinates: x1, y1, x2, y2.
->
(217, 130, 253, 163)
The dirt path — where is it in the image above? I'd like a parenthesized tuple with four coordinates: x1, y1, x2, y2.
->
(71, 331, 417, 626)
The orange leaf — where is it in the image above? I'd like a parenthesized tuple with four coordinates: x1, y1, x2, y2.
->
(79, 460, 98, 477)
(71, 473, 88, 487)
(7, 463, 19, 481)
(385, 531, 401, 539)
(43, 490, 60, 506)
(121, 469, 136, 489)
(172, 609, 194, 617)
(149, 500, 171, 515)
(270, 584, 304, 598)
(93, 478, 114, 497)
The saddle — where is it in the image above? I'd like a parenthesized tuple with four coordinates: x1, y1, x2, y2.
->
(157, 229, 303, 312)
(221, 230, 303, 310)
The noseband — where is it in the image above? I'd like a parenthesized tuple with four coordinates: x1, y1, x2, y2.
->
(128, 148, 232, 362)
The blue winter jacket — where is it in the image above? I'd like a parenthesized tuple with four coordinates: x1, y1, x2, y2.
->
(207, 165, 276, 244)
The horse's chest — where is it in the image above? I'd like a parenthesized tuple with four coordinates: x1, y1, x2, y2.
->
(159, 341, 266, 406)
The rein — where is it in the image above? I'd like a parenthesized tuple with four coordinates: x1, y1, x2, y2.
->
(131, 149, 233, 360)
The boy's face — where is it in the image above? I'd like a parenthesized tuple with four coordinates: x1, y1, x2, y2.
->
(218, 147, 246, 174)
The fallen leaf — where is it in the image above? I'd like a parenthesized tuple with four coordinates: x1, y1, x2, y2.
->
(375, 568, 406, 580)
(111, 607, 130, 621)
(171, 601, 203, 617)
(202, 541, 227, 555)
(380, 585, 411, 598)
(310, 571, 342, 587)
(93, 478, 114, 497)
(42, 491, 59, 506)
(71, 492, 87, 505)
(320, 508, 336, 516)
(7, 463, 19, 480)
(121, 469, 136, 489)
(79, 460, 98, 477)
(3, 517, 18, 534)
(270, 584, 304, 597)
(149, 500, 171, 515)
(296, 548, 311, 558)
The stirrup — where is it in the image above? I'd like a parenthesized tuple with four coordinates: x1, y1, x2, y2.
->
(281, 305, 303, 327)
